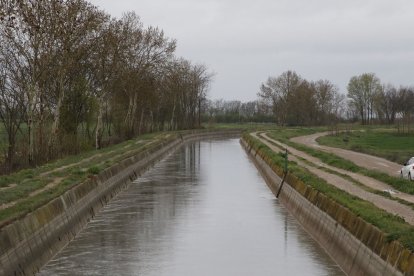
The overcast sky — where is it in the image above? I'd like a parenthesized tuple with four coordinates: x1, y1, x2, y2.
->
(89, 0, 414, 101)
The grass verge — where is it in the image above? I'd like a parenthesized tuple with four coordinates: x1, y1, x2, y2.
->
(0, 131, 178, 226)
(260, 133, 414, 211)
(266, 130, 414, 195)
(317, 130, 414, 164)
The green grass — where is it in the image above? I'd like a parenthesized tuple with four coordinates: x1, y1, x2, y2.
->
(266, 129, 414, 195)
(87, 166, 101, 175)
(244, 133, 414, 252)
(267, 132, 414, 207)
(0, 127, 245, 226)
(0, 131, 178, 225)
(317, 130, 414, 164)
(265, 126, 327, 141)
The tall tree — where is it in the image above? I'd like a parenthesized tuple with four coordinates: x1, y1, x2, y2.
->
(258, 70, 302, 125)
(0, 0, 212, 174)
(312, 80, 340, 124)
(373, 84, 399, 124)
(0, 52, 25, 171)
(347, 73, 381, 125)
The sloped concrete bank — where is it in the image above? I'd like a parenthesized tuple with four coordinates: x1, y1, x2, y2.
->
(0, 130, 241, 276)
(241, 138, 414, 276)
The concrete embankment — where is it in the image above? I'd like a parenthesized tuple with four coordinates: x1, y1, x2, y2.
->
(241, 137, 414, 276)
(0, 130, 241, 276)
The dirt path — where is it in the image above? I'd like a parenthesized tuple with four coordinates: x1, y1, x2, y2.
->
(39, 139, 158, 178)
(251, 132, 414, 225)
(291, 132, 401, 176)
(262, 132, 414, 202)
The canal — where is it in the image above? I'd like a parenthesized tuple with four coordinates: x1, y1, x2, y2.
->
(39, 139, 343, 275)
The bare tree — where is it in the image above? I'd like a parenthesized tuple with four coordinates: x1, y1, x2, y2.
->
(312, 80, 340, 124)
(0, 53, 25, 171)
(258, 71, 345, 126)
(373, 84, 399, 124)
(258, 70, 302, 125)
(396, 86, 414, 133)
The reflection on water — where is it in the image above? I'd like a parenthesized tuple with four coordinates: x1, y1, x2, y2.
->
(39, 139, 343, 276)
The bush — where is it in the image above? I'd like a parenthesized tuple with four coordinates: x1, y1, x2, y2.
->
(87, 166, 100, 175)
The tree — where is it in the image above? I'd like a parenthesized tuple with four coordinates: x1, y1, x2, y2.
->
(258, 70, 302, 125)
(373, 84, 399, 124)
(396, 86, 414, 133)
(258, 71, 344, 126)
(46, 0, 108, 156)
(0, 55, 25, 172)
(0, 0, 212, 174)
(312, 80, 340, 124)
(347, 73, 381, 125)
(286, 80, 317, 126)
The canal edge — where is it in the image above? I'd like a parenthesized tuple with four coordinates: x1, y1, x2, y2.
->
(0, 130, 241, 276)
(240, 137, 410, 276)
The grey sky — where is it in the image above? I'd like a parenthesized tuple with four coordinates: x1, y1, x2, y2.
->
(89, 0, 414, 101)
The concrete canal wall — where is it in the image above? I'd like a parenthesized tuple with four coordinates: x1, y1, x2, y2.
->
(241, 138, 414, 276)
(0, 130, 240, 276)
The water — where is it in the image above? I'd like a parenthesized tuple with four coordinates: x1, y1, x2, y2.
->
(39, 139, 343, 276)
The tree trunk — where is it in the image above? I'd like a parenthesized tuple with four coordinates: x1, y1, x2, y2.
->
(138, 108, 144, 135)
(95, 98, 104, 150)
(150, 110, 154, 132)
(105, 100, 112, 137)
(27, 85, 36, 165)
(198, 98, 201, 127)
(48, 93, 64, 159)
(170, 97, 176, 131)
(6, 123, 16, 173)
(124, 93, 138, 138)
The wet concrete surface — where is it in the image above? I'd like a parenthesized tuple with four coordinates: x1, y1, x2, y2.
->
(39, 139, 343, 276)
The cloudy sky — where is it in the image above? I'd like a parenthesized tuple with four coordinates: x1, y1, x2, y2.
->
(89, 0, 414, 101)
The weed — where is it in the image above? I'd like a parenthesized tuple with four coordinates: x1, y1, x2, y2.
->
(87, 166, 100, 175)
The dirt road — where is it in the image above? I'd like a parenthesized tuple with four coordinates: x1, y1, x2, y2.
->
(291, 132, 402, 177)
(251, 132, 414, 226)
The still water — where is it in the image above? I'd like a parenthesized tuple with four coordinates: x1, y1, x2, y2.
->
(40, 139, 343, 276)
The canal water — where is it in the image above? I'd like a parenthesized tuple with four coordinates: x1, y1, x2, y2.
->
(39, 139, 343, 276)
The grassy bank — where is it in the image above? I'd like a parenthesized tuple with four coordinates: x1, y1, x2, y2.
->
(0, 131, 178, 226)
(266, 129, 414, 195)
(244, 133, 414, 252)
(317, 130, 414, 165)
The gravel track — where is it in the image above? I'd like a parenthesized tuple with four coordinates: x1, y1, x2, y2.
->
(291, 132, 401, 176)
(251, 132, 414, 225)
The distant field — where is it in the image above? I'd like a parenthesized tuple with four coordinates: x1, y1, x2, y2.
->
(266, 126, 327, 141)
(317, 130, 414, 165)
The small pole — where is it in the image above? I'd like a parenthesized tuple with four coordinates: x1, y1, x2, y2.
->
(276, 148, 288, 198)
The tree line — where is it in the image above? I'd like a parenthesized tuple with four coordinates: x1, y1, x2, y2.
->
(257, 70, 414, 128)
(203, 99, 274, 123)
(0, 0, 212, 173)
(347, 73, 414, 129)
(257, 70, 345, 126)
